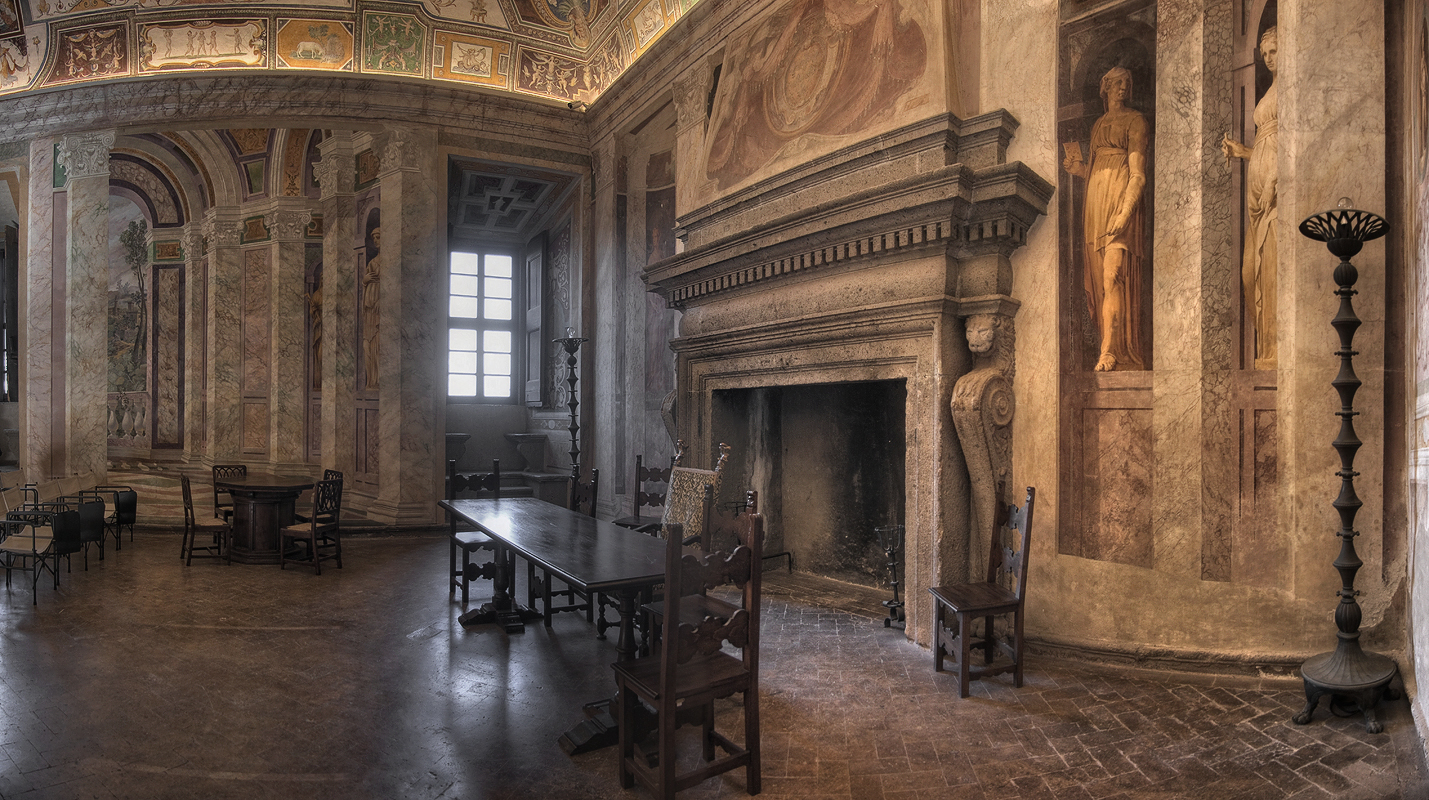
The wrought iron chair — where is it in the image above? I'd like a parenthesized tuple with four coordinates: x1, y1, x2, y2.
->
(612, 513, 763, 799)
(180, 475, 230, 565)
(88, 484, 137, 550)
(929, 486, 1036, 697)
(0, 490, 81, 604)
(447, 459, 501, 604)
(279, 478, 343, 575)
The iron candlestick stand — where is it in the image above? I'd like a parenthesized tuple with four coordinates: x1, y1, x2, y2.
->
(555, 327, 588, 478)
(1293, 199, 1398, 734)
(876, 524, 905, 629)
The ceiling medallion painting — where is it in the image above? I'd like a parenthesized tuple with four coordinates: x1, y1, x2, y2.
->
(1, 0, 700, 105)
(138, 19, 265, 71)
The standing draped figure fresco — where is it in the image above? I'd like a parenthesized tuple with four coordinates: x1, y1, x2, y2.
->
(952, 314, 1015, 552)
(1222, 26, 1279, 371)
(1063, 66, 1149, 372)
(362, 211, 381, 390)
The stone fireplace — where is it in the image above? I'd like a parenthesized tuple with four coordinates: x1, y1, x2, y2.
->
(644, 112, 1052, 644)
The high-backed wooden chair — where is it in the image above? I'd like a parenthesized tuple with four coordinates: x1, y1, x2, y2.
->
(612, 453, 677, 533)
(929, 486, 1036, 697)
(529, 468, 599, 625)
(612, 513, 763, 799)
(661, 442, 730, 546)
(212, 464, 246, 524)
(279, 478, 343, 575)
(180, 475, 230, 566)
(447, 459, 500, 604)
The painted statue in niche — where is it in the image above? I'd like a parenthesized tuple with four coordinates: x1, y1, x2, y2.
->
(308, 272, 323, 390)
(109, 216, 149, 394)
(703, 0, 927, 191)
(1063, 66, 1149, 372)
(362, 209, 380, 390)
(952, 314, 1015, 553)
(1222, 26, 1279, 371)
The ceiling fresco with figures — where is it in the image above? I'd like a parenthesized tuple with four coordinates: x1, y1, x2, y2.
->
(0, 0, 699, 105)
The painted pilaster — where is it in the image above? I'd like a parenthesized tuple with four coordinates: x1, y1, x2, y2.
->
(23, 137, 56, 479)
(267, 204, 314, 469)
(672, 65, 710, 221)
(590, 134, 618, 512)
(1280, 5, 1390, 612)
(372, 127, 442, 524)
(56, 130, 114, 479)
(204, 207, 243, 461)
(316, 133, 357, 478)
(181, 225, 206, 464)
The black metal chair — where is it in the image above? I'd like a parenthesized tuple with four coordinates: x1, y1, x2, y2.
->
(447, 459, 500, 604)
(279, 478, 343, 575)
(929, 486, 1036, 697)
(180, 475, 230, 565)
(88, 484, 137, 550)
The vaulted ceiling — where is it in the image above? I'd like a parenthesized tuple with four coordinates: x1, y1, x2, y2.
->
(0, 0, 699, 106)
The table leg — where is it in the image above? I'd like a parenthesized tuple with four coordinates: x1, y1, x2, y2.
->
(458, 546, 539, 632)
(558, 588, 644, 755)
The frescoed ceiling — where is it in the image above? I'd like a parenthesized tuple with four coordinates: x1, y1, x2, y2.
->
(0, 0, 699, 106)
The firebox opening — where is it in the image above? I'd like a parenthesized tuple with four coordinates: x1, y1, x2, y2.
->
(711, 380, 907, 589)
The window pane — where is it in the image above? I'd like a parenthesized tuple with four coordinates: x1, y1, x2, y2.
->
(449, 351, 479, 373)
(483, 375, 511, 397)
(451, 252, 480, 275)
(484, 298, 512, 321)
(486, 255, 513, 278)
(485, 353, 511, 375)
(484, 330, 512, 352)
(450, 274, 480, 296)
(485, 276, 512, 299)
(450, 296, 480, 318)
(450, 328, 481, 351)
(449, 374, 478, 396)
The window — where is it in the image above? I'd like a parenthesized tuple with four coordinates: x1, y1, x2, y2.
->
(448, 250, 518, 401)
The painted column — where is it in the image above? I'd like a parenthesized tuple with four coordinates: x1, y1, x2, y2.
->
(181, 225, 206, 464)
(56, 130, 115, 480)
(373, 127, 442, 524)
(267, 204, 314, 469)
(204, 208, 243, 461)
(23, 137, 56, 479)
(316, 133, 357, 479)
(589, 133, 618, 511)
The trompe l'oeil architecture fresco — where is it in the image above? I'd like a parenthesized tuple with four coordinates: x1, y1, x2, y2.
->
(0, 0, 692, 104)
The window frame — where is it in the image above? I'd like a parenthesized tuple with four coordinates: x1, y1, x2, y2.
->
(446, 245, 523, 405)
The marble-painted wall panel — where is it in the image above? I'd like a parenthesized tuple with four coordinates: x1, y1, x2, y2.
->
(1074, 406, 1154, 569)
(242, 399, 268, 452)
(242, 247, 271, 393)
(25, 138, 55, 477)
(153, 264, 183, 446)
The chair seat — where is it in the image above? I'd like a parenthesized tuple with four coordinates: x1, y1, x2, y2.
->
(610, 515, 662, 533)
(0, 536, 53, 555)
(453, 530, 493, 551)
(929, 582, 1019, 615)
(613, 650, 750, 702)
(642, 595, 739, 627)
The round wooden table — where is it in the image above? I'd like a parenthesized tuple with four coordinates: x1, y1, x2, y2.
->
(214, 473, 316, 564)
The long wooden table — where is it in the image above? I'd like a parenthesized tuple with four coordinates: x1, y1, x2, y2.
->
(439, 497, 667, 662)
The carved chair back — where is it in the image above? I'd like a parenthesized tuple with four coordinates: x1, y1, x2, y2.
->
(661, 442, 730, 544)
(661, 510, 763, 677)
(212, 464, 247, 520)
(987, 485, 1035, 601)
(447, 459, 499, 502)
(568, 468, 599, 516)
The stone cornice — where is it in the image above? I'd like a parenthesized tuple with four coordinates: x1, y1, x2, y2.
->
(0, 74, 586, 148)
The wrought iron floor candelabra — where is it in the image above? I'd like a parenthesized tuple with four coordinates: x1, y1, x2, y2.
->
(1293, 199, 1397, 734)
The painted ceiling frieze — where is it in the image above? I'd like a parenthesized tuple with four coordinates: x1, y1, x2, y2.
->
(0, 0, 696, 105)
